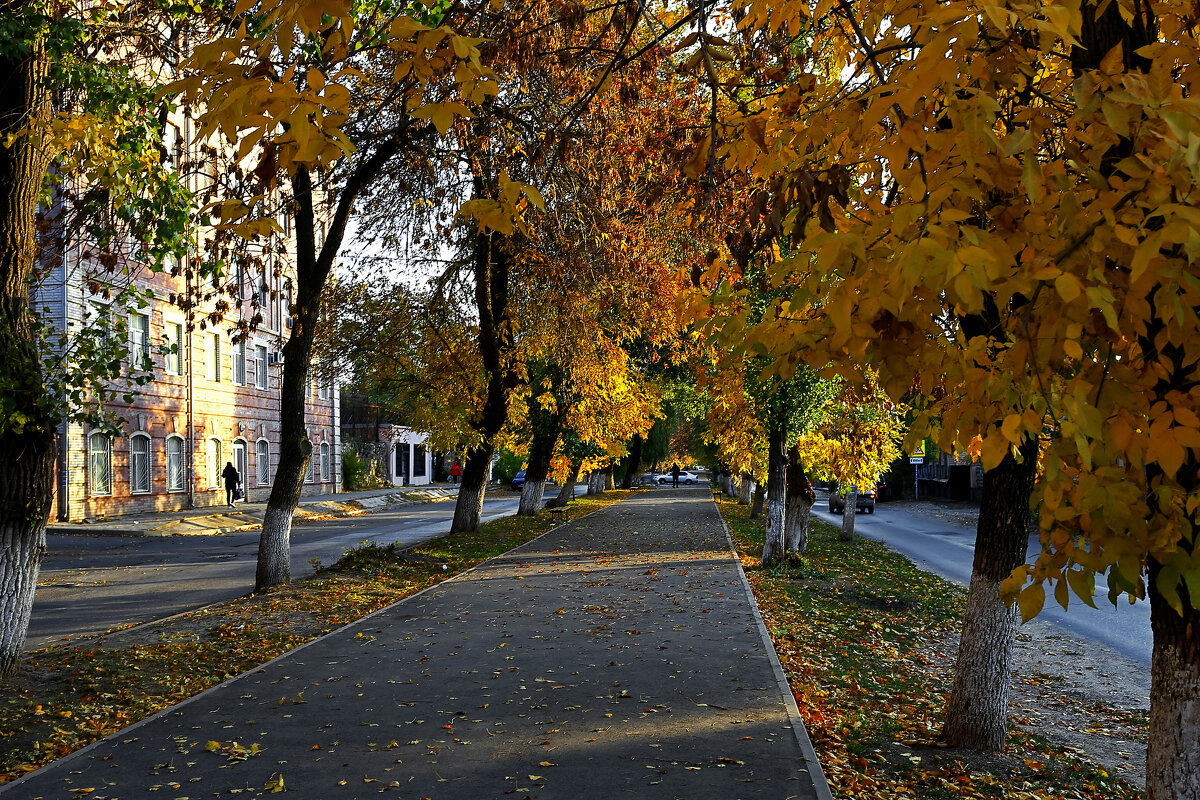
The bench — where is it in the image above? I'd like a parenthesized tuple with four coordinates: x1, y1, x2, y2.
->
(546, 506, 570, 522)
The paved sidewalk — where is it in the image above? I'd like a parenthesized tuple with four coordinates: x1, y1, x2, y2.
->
(46, 485, 463, 537)
(9, 488, 830, 799)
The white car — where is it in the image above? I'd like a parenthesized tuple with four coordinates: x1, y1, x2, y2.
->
(653, 470, 698, 485)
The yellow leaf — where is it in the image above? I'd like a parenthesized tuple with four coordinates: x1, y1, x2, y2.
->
(1054, 273, 1082, 302)
(1017, 582, 1045, 623)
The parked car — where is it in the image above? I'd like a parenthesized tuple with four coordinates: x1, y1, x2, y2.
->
(653, 470, 699, 485)
(511, 470, 526, 491)
(829, 485, 876, 513)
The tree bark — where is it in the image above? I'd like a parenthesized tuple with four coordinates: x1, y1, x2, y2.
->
(785, 444, 815, 554)
(942, 435, 1038, 749)
(761, 420, 787, 565)
(839, 487, 858, 540)
(545, 458, 581, 509)
(726, 474, 738, 498)
(0, 29, 55, 675)
(604, 464, 615, 491)
(621, 434, 642, 489)
(749, 481, 764, 518)
(517, 407, 560, 517)
(1147, 556, 1200, 800)
(451, 443, 493, 533)
(737, 474, 753, 505)
(448, 227, 515, 532)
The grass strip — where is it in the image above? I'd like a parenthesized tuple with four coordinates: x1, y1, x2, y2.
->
(718, 496, 1144, 800)
(0, 490, 632, 783)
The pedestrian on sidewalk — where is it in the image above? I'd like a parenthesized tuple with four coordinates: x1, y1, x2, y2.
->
(222, 462, 240, 507)
(449, 458, 462, 484)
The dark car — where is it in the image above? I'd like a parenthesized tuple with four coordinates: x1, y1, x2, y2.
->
(829, 485, 876, 514)
(511, 470, 526, 491)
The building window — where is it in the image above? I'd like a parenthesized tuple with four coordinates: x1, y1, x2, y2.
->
(413, 444, 427, 477)
(320, 441, 330, 482)
(166, 435, 185, 492)
(207, 332, 221, 382)
(130, 433, 151, 494)
(255, 344, 268, 389)
(207, 437, 222, 488)
(256, 439, 270, 486)
(232, 338, 247, 385)
(164, 321, 183, 375)
(318, 380, 330, 401)
(305, 447, 315, 483)
(88, 432, 112, 496)
(129, 311, 150, 370)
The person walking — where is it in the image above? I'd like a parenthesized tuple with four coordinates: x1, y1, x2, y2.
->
(671, 463, 681, 488)
(449, 459, 462, 484)
(222, 461, 240, 507)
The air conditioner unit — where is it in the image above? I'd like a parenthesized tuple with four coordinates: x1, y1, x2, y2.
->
(267, 351, 283, 366)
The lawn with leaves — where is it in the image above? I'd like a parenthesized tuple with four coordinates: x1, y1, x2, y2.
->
(718, 497, 1145, 800)
(0, 491, 632, 783)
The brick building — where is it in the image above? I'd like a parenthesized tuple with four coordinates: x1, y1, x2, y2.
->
(35, 120, 340, 521)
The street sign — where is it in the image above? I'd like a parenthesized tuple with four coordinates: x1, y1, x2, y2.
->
(909, 457, 923, 464)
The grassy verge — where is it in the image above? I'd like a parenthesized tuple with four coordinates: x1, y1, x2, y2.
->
(0, 490, 633, 783)
(718, 496, 1143, 800)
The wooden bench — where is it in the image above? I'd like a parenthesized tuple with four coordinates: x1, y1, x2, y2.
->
(546, 506, 570, 522)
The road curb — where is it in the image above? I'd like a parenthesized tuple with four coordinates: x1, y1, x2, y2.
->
(713, 496, 836, 800)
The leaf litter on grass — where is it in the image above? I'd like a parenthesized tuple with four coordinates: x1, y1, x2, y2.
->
(717, 496, 1145, 800)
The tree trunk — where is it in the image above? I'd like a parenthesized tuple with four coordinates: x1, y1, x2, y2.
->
(839, 488, 857, 540)
(451, 443, 493, 533)
(1147, 557, 1200, 800)
(546, 458, 581, 509)
(726, 474, 738, 498)
(761, 420, 787, 566)
(737, 474, 753, 505)
(604, 464, 615, 491)
(749, 481, 764, 518)
(785, 444, 815, 554)
(448, 228, 515, 532)
(517, 414, 560, 517)
(621, 434, 643, 489)
(942, 436, 1038, 749)
(586, 470, 600, 495)
(0, 31, 55, 675)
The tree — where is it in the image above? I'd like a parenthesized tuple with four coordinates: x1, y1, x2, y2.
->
(703, 0, 1200, 786)
(0, 0, 191, 674)
(169, 0, 494, 586)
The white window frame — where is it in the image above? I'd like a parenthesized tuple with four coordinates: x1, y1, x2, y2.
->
(166, 435, 185, 493)
(207, 332, 221, 382)
(129, 311, 151, 371)
(232, 337, 247, 386)
(318, 380, 330, 401)
(320, 441, 330, 483)
(254, 343, 268, 389)
(130, 433, 151, 495)
(207, 437, 223, 489)
(163, 318, 184, 376)
(88, 432, 112, 496)
(305, 445, 315, 483)
(256, 438, 270, 486)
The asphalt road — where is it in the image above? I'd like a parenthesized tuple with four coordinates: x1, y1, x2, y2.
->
(29, 489, 552, 650)
(812, 496, 1153, 667)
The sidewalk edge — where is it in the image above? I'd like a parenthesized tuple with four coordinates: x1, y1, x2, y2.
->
(0, 495, 618, 795)
(713, 499, 835, 800)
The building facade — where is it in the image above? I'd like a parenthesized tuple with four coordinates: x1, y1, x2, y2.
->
(35, 250, 341, 521)
(34, 104, 341, 520)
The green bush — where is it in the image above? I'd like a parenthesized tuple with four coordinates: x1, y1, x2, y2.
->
(343, 448, 371, 491)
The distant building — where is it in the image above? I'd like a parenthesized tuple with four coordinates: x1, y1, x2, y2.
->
(340, 393, 437, 487)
